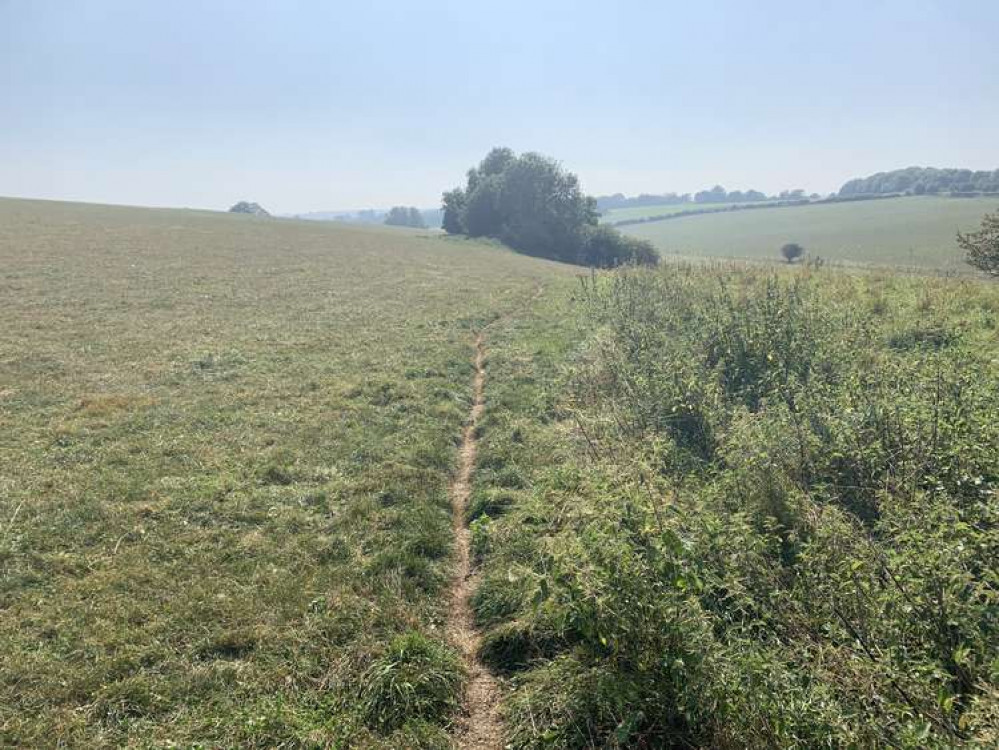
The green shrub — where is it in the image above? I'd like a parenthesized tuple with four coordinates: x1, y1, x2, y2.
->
(477, 265, 999, 747)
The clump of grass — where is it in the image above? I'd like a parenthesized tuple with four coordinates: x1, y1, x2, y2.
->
(466, 486, 521, 522)
(359, 632, 465, 732)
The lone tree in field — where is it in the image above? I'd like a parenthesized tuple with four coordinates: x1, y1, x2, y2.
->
(441, 147, 658, 268)
(781, 242, 805, 263)
(228, 201, 270, 217)
(958, 209, 999, 276)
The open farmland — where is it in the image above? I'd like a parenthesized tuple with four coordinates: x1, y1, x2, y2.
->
(621, 196, 998, 269)
(0, 197, 570, 747)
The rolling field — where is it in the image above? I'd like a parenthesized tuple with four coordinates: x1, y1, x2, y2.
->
(621, 195, 998, 269)
(0, 197, 570, 747)
(3, 196, 997, 748)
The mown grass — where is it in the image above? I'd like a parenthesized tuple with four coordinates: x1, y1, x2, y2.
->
(621, 195, 998, 270)
(473, 262, 999, 747)
(0, 197, 570, 747)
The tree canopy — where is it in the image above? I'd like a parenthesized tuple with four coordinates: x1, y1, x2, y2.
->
(781, 242, 805, 263)
(228, 201, 270, 217)
(442, 148, 658, 268)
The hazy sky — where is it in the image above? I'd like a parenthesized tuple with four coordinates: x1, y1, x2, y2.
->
(2, 0, 997, 214)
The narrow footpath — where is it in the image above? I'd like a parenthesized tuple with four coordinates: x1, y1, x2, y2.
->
(447, 331, 503, 749)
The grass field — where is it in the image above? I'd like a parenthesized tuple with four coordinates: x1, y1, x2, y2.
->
(0, 197, 570, 747)
(3, 196, 998, 748)
(620, 195, 998, 269)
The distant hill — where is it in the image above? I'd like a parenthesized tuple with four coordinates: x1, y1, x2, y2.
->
(839, 167, 999, 197)
(228, 201, 270, 217)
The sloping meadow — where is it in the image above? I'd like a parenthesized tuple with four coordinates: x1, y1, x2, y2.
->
(0, 198, 565, 748)
(473, 263, 999, 747)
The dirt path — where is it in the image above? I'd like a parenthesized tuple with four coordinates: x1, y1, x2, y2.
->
(448, 331, 504, 750)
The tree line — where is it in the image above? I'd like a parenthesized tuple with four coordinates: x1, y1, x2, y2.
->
(442, 148, 658, 267)
(840, 166, 999, 197)
(383, 206, 426, 228)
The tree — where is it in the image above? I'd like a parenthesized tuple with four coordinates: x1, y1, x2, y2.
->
(958, 209, 999, 276)
(781, 242, 805, 263)
(695, 185, 728, 203)
(229, 201, 269, 217)
(440, 147, 657, 267)
(384, 206, 425, 228)
(441, 188, 466, 234)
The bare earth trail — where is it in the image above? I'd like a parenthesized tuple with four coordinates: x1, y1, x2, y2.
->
(448, 330, 503, 749)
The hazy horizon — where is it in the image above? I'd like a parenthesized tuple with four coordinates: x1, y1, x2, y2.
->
(3, 0, 997, 215)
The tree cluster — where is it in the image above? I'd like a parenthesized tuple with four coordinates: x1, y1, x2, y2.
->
(384, 206, 426, 228)
(840, 167, 999, 197)
(694, 185, 768, 204)
(442, 148, 658, 267)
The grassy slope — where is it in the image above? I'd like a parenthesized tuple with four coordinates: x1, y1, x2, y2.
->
(621, 196, 998, 269)
(0, 197, 571, 748)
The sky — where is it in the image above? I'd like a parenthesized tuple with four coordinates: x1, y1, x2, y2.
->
(2, 0, 997, 214)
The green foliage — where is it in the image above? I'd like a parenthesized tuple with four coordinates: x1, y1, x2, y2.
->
(475, 265, 999, 748)
(578, 224, 659, 268)
(228, 200, 270, 216)
(384, 206, 426, 228)
(441, 147, 659, 268)
(959, 208, 999, 276)
(780, 241, 805, 263)
(840, 166, 999, 197)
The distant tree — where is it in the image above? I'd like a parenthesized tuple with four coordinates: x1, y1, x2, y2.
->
(384, 206, 426, 228)
(441, 188, 466, 234)
(781, 242, 805, 263)
(441, 147, 657, 268)
(695, 185, 728, 203)
(229, 201, 269, 217)
(958, 209, 999, 276)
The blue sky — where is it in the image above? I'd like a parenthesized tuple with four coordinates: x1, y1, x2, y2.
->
(2, 0, 997, 213)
